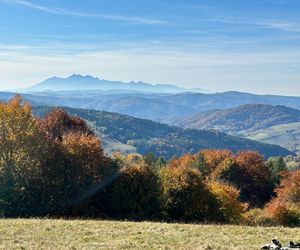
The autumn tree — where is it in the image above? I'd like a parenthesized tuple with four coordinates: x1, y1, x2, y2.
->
(41, 108, 94, 140)
(160, 160, 219, 222)
(0, 96, 47, 216)
(109, 155, 162, 219)
(265, 170, 300, 226)
(200, 150, 233, 176)
(39, 108, 114, 215)
(214, 151, 273, 207)
(208, 181, 248, 223)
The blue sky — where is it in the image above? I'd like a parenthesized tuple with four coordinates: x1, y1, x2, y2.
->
(0, 0, 300, 95)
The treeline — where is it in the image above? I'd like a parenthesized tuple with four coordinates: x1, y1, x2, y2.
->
(0, 96, 299, 226)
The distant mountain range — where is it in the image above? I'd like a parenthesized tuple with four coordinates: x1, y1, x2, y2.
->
(7, 87, 300, 122)
(5, 76, 300, 155)
(23, 74, 208, 94)
(32, 106, 293, 159)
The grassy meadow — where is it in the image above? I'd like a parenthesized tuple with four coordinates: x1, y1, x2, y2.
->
(0, 219, 299, 249)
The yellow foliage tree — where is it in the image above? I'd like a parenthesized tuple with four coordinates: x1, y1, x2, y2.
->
(0, 96, 46, 215)
(208, 181, 248, 224)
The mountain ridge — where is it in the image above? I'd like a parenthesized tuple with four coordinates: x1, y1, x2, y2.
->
(169, 104, 300, 133)
(24, 74, 208, 94)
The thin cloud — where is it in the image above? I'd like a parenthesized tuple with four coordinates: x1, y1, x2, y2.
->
(3, 0, 167, 25)
(206, 15, 300, 33)
(258, 21, 300, 32)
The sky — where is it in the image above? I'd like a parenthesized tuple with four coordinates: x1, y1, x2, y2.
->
(0, 0, 300, 95)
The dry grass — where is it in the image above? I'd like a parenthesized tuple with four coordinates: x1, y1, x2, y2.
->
(0, 219, 299, 249)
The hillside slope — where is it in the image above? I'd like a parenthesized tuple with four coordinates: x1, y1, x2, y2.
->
(169, 104, 300, 133)
(33, 106, 293, 159)
(246, 122, 300, 152)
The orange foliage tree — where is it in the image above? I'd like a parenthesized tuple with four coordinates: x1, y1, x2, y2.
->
(211, 151, 273, 207)
(39, 108, 114, 215)
(208, 181, 248, 223)
(265, 170, 300, 226)
(200, 150, 234, 176)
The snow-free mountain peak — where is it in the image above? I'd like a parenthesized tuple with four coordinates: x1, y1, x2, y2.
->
(23, 74, 209, 94)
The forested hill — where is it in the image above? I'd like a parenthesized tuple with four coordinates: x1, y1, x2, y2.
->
(33, 106, 293, 159)
(169, 104, 300, 134)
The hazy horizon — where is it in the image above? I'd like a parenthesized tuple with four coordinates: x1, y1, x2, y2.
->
(1, 0, 300, 95)
(4, 73, 300, 97)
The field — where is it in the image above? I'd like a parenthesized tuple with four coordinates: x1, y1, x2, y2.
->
(0, 219, 299, 249)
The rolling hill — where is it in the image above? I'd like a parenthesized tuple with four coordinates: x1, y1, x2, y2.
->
(246, 122, 300, 152)
(169, 104, 300, 133)
(32, 106, 293, 159)
(168, 104, 300, 153)
(157, 91, 300, 111)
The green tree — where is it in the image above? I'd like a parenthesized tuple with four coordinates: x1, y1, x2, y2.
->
(266, 156, 287, 185)
(110, 156, 162, 219)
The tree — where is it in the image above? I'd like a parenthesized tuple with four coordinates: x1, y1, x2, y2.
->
(39, 109, 113, 215)
(200, 150, 233, 176)
(0, 96, 47, 216)
(109, 156, 162, 219)
(266, 156, 287, 185)
(265, 170, 300, 226)
(160, 162, 219, 222)
(143, 152, 157, 167)
(211, 151, 273, 207)
(208, 181, 247, 223)
(41, 108, 94, 141)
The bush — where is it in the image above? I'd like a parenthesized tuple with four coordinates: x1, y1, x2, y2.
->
(208, 181, 247, 224)
(265, 170, 300, 226)
(244, 208, 274, 226)
(266, 201, 300, 227)
(109, 156, 162, 220)
(160, 163, 219, 222)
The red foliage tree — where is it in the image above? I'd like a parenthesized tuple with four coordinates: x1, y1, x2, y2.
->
(41, 108, 94, 140)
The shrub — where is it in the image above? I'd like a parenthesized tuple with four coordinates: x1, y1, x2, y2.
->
(109, 157, 162, 220)
(160, 163, 219, 222)
(208, 181, 247, 224)
(244, 208, 274, 226)
(265, 170, 300, 226)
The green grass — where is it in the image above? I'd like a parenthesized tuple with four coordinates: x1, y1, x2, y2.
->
(0, 219, 300, 249)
